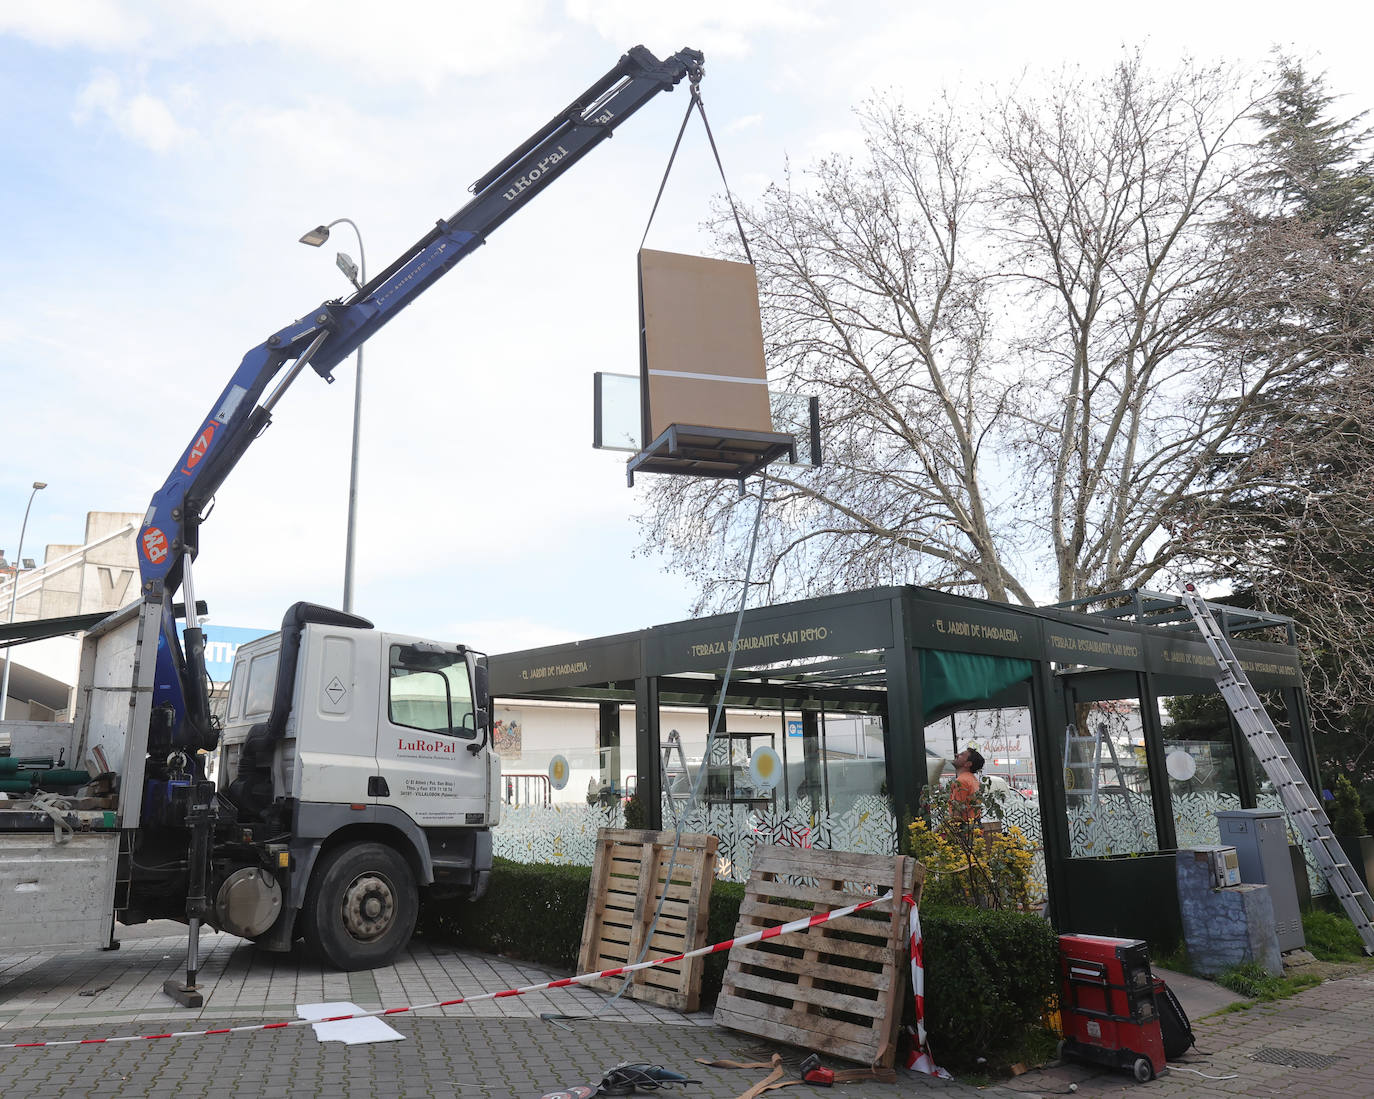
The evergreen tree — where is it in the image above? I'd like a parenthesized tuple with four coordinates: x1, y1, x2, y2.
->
(1251, 61, 1374, 252)
(1186, 59, 1374, 799)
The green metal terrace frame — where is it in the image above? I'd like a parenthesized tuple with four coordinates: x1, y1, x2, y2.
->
(487, 584, 1314, 937)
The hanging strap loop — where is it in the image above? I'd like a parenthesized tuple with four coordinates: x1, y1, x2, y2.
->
(640, 83, 754, 265)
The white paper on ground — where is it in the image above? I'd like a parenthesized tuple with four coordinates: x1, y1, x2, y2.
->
(296, 1001, 406, 1044)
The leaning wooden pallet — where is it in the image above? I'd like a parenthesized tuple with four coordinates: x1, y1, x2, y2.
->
(577, 827, 719, 1012)
(714, 845, 921, 1068)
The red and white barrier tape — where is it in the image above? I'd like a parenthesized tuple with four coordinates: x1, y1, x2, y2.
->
(903, 893, 951, 1079)
(3, 889, 898, 1050)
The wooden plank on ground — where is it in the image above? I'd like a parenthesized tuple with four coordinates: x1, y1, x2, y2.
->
(714, 845, 925, 1068)
(576, 827, 718, 1012)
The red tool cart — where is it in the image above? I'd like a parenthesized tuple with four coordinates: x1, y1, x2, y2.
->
(1058, 934, 1166, 1082)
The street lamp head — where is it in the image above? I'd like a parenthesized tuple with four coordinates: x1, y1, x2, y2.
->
(31, 482, 45, 491)
(299, 225, 331, 247)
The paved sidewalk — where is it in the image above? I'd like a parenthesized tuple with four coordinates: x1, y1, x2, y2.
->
(1010, 967, 1374, 1097)
(0, 927, 991, 1098)
(3, 925, 1369, 1098)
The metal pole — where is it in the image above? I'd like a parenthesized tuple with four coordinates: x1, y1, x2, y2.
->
(336, 220, 365, 614)
(301, 217, 366, 614)
(344, 306, 364, 613)
(0, 482, 46, 721)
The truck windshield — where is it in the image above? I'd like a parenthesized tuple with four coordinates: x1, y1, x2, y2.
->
(387, 646, 476, 739)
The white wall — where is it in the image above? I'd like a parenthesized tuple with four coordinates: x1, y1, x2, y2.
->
(1, 511, 140, 720)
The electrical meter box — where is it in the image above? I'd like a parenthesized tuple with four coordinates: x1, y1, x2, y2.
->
(1192, 845, 1242, 888)
(1216, 808, 1305, 952)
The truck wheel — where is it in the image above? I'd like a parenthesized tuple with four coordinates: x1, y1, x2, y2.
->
(303, 842, 417, 971)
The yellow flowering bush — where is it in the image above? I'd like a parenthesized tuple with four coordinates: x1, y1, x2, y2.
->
(907, 779, 1037, 910)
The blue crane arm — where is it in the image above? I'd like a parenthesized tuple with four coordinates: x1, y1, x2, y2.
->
(138, 45, 704, 749)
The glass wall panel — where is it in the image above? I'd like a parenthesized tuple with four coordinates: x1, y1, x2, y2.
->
(1064, 699, 1158, 857)
(1159, 692, 1241, 847)
(665, 705, 895, 882)
(923, 706, 1046, 904)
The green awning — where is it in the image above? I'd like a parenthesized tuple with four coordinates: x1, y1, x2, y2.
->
(920, 649, 1034, 720)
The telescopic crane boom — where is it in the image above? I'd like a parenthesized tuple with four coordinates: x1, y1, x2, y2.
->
(136, 46, 704, 749)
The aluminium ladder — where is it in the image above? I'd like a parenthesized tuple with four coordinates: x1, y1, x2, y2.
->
(1063, 722, 1145, 842)
(1180, 582, 1374, 953)
(660, 729, 692, 825)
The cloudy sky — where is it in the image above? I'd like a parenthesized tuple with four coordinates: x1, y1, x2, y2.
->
(1, 1, 1368, 653)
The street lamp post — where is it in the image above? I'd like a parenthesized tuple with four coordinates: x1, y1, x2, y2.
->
(0, 481, 47, 721)
(300, 219, 366, 614)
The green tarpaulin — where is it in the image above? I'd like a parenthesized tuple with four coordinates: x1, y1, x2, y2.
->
(920, 649, 1034, 720)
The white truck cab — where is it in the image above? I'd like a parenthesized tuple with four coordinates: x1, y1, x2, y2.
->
(217, 605, 500, 968)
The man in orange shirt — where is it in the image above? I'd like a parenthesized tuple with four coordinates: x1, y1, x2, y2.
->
(949, 747, 985, 823)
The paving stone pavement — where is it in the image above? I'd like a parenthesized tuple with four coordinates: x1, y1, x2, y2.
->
(2, 925, 1369, 1098)
(1007, 968, 1374, 1098)
(0, 926, 992, 1098)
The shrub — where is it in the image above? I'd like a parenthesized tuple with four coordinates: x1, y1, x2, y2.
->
(1329, 775, 1366, 836)
(418, 858, 592, 971)
(1215, 961, 1323, 1004)
(907, 779, 1037, 911)
(1216, 961, 1285, 999)
(1302, 908, 1366, 961)
(919, 903, 1058, 1069)
(623, 791, 649, 830)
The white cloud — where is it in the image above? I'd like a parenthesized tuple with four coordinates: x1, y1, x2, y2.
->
(5, 1, 561, 88)
(441, 618, 584, 654)
(563, 0, 829, 58)
(174, 0, 559, 87)
(0, 1, 149, 50)
(725, 113, 764, 134)
(72, 70, 192, 150)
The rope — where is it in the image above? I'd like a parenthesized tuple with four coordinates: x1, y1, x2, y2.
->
(603, 471, 769, 1010)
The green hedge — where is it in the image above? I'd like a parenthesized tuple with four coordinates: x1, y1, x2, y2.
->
(417, 858, 593, 971)
(419, 858, 1056, 1070)
(918, 903, 1058, 1064)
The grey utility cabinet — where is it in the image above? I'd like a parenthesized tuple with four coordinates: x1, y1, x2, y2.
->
(1216, 808, 1305, 952)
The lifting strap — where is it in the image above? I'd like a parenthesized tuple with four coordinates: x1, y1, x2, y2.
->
(640, 76, 754, 264)
(28, 791, 74, 845)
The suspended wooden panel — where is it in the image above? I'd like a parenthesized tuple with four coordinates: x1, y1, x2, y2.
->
(639, 249, 773, 437)
(629, 249, 796, 484)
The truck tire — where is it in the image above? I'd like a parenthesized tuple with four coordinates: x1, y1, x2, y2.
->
(302, 842, 417, 971)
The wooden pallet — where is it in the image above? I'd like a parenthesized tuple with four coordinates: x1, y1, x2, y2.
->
(576, 827, 719, 1012)
(713, 846, 922, 1068)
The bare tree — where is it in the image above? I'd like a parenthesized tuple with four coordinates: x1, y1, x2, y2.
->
(637, 57, 1275, 612)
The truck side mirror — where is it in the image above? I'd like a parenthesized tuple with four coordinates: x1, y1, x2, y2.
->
(474, 662, 490, 711)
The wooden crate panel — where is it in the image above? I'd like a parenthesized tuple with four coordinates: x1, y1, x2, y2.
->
(577, 827, 718, 1012)
(713, 845, 923, 1068)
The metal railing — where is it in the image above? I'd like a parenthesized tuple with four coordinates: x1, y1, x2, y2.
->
(503, 772, 551, 808)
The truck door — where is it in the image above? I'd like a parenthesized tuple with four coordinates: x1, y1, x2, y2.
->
(376, 640, 489, 826)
